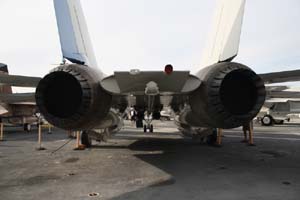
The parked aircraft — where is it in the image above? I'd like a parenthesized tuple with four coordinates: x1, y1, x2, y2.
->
(0, 63, 40, 131)
(3, 0, 300, 145)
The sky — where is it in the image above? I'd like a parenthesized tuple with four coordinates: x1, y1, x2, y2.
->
(0, 0, 299, 92)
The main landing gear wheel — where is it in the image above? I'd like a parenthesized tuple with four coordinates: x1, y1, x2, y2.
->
(261, 115, 273, 126)
(143, 124, 154, 133)
(81, 131, 92, 148)
(150, 124, 153, 133)
(24, 123, 31, 132)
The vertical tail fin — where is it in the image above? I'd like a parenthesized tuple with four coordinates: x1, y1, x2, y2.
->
(200, 0, 246, 68)
(0, 63, 12, 94)
(53, 0, 99, 69)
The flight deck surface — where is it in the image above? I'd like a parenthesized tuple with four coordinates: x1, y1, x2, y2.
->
(0, 121, 300, 200)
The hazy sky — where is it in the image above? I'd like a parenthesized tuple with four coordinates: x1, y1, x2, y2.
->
(0, 0, 299, 92)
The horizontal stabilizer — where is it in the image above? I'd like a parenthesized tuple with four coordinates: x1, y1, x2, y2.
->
(259, 69, 300, 84)
(0, 74, 41, 87)
(0, 93, 36, 103)
(101, 71, 201, 95)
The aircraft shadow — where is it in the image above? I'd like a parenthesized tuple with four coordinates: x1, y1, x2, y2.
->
(109, 132, 300, 200)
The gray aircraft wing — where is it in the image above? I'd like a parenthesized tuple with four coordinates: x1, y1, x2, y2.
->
(267, 91, 300, 99)
(0, 93, 36, 104)
(265, 85, 300, 100)
(101, 71, 201, 95)
(265, 86, 289, 91)
(0, 73, 41, 87)
(259, 69, 300, 84)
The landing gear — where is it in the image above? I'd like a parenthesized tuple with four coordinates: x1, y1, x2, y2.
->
(24, 123, 31, 132)
(81, 131, 92, 148)
(143, 111, 154, 133)
(143, 124, 154, 133)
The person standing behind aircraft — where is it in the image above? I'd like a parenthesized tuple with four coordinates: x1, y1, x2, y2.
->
(242, 121, 254, 145)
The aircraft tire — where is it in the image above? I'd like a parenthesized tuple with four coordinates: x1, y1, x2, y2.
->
(143, 125, 147, 132)
(261, 115, 273, 126)
(81, 131, 92, 148)
(150, 124, 153, 133)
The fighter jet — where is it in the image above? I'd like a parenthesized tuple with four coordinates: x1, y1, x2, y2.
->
(0, 63, 40, 131)
(4, 0, 300, 145)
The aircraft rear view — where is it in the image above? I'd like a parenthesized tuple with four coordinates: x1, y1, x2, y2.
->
(35, 0, 266, 141)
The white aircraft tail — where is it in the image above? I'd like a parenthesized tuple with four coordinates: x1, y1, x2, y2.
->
(53, 0, 99, 69)
(200, 0, 246, 68)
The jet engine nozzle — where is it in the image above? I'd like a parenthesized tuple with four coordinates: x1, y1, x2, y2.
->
(189, 62, 266, 128)
(35, 64, 112, 130)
